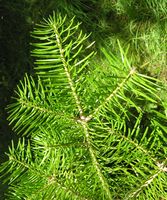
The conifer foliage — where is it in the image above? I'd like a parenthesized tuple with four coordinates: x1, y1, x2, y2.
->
(1, 13, 167, 199)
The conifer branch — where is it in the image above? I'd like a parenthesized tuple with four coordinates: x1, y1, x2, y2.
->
(126, 158, 167, 199)
(51, 20, 113, 198)
(80, 120, 112, 200)
(45, 176, 92, 200)
(9, 154, 91, 200)
(121, 134, 158, 164)
(52, 22, 83, 116)
(95, 119, 161, 167)
(99, 111, 164, 168)
(127, 171, 161, 199)
(1, 13, 167, 199)
(19, 99, 60, 115)
(88, 68, 136, 121)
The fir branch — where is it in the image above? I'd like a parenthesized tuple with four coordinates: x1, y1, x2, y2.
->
(88, 67, 136, 121)
(1, 13, 167, 200)
(4, 140, 91, 200)
(80, 120, 112, 200)
(126, 158, 167, 199)
(9, 157, 90, 200)
(52, 16, 83, 116)
(18, 99, 60, 115)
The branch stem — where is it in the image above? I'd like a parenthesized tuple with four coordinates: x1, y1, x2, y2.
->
(88, 68, 136, 121)
(126, 158, 167, 199)
(81, 120, 112, 200)
(53, 25, 83, 116)
(53, 23, 112, 198)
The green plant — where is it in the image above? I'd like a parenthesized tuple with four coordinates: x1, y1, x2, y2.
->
(1, 13, 167, 199)
(95, 0, 167, 80)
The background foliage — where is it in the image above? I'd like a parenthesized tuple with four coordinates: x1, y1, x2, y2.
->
(0, 0, 167, 199)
